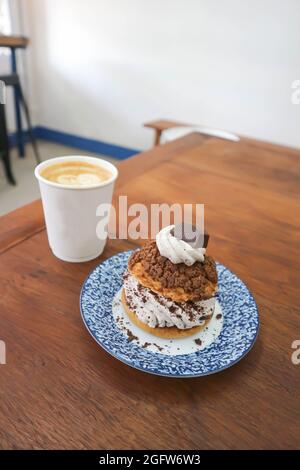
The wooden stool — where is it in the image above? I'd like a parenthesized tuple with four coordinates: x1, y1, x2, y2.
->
(0, 35, 29, 158)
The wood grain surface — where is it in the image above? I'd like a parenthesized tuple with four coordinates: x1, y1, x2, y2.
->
(0, 133, 299, 449)
(0, 35, 29, 48)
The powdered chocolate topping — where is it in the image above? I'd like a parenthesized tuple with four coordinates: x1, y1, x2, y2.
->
(128, 241, 217, 297)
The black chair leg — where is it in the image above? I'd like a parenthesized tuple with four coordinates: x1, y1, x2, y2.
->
(0, 149, 16, 185)
(0, 104, 16, 185)
(17, 84, 41, 164)
(11, 48, 25, 158)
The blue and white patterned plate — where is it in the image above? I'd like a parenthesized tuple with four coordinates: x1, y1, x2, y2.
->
(80, 251, 259, 378)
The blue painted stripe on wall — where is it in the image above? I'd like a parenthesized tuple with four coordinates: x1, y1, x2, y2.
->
(8, 130, 30, 147)
(35, 126, 139, 160)
(9, 126, 140, 160)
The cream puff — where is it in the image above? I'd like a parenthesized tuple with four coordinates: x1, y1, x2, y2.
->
(122, 224, 218, 339)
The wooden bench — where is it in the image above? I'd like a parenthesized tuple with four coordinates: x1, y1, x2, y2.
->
(144, 119, 190, 146)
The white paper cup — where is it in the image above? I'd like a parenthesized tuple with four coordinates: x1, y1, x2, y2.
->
(35, 155, 118, 262)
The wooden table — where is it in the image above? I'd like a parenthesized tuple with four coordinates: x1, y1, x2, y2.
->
(0, 133, 299, 449)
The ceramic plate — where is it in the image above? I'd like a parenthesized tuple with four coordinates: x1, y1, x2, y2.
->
(80, 251, 259, 377)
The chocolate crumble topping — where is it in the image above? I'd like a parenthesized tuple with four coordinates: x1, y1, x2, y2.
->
(128, 241, 217, 297)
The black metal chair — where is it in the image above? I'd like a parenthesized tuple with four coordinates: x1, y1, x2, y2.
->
(0, 101, 16, 185)
(0, 73, 41, 165)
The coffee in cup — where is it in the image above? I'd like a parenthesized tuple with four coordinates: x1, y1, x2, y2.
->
(35, 156, 118, 262)
(40, 160, 112, 187)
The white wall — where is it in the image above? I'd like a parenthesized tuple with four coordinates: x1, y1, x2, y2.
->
(22, 0, 300, 150)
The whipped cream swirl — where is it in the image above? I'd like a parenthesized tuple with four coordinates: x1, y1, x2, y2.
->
(156, 225, 206, 266)
(124, 272, 215, 329)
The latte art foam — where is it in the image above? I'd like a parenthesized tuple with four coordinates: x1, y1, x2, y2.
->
(40, 161, 112, 187)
